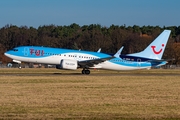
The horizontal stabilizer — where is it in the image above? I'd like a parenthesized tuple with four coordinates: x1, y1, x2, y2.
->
(148, 58, 175, 63)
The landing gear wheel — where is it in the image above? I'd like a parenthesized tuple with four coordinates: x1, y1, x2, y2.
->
(81, 69, 90, 75)
(82, 70, 85, 74)
(85, 70, 90, 75)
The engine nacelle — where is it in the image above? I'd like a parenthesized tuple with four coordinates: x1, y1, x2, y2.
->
(56, 59, 78, 70)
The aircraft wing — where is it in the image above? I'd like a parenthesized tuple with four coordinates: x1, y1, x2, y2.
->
(78, 57, 114, 68)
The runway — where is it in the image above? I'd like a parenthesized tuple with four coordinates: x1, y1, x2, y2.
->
(1, 72, 180, 76)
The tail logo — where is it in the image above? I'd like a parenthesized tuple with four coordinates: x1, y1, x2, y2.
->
(151, 44, 164, 54)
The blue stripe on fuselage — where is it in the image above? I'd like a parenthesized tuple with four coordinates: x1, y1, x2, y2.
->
(110, 57, 165, 68)
(109, 58, 152, 67)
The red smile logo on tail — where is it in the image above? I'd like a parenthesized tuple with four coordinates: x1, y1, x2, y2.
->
(151, 44, 164, 54)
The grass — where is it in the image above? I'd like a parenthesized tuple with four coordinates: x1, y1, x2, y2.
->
(0, 68, 180, 119)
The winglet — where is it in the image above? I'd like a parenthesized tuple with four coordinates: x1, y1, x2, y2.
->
(114, 46, 124, 58)
(97, 48, 101, 53)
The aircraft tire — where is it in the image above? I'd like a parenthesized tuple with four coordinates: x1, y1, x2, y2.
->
(85, 70, 90, 75)
(82, 70, 85, 74)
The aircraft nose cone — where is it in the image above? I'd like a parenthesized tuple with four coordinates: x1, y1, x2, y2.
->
(4, 52, 9, 57)
(4, 52, 7, 56)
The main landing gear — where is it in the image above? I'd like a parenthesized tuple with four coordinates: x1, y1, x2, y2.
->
(82, 69, 90, 75)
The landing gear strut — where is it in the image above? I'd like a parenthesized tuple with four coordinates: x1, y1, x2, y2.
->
(18, 64, 22, 69)
(82, 69, 90, 75)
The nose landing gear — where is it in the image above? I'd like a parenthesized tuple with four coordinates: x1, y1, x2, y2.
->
(18, 64, 22, 69)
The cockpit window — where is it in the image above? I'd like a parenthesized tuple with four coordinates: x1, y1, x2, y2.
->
(13, 49, 18, 51)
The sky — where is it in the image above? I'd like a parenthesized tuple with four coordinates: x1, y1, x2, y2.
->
(0, 0, 180, 28)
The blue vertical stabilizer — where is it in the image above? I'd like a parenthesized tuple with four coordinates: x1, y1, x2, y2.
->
(127, 30, 171, 60)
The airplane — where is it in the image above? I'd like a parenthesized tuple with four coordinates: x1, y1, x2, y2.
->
(4, 30, 171, 74)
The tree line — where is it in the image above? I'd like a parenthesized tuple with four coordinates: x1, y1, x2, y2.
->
(1, 23, 180, 65)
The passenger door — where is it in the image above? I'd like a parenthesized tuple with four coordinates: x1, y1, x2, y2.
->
(137, 59, 141, 67)
(24, 47, 29, 56)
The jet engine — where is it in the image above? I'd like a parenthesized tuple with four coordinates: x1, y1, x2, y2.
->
(56, 59, 78, 70)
